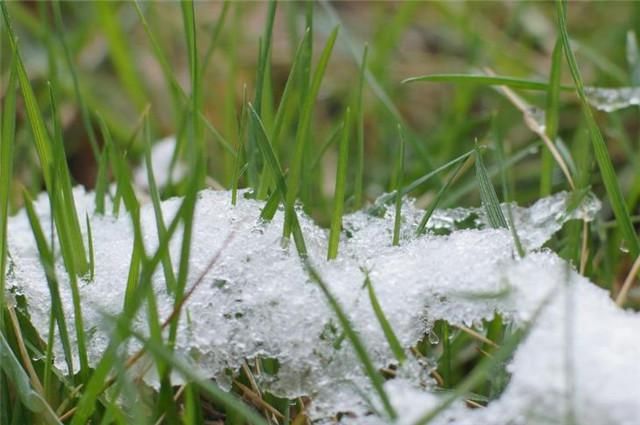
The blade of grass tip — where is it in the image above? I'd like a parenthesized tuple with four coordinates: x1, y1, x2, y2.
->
(354, 45, 368, 209)
(248, 104, 308, 256)
(541, 38, 563, 197)
(22, 191, 76, 382)
(364, 273, 406, 364)
(144, 115, 178, 294)
(304, 261, 397, 420)
(401, 73, 574, 91)
(0, 333, 62, 425)
(0, 57, 17, 320)
(52, 0, 100, 163)
(475, 144, 508, 229)
(411, 288, 557, 425)
(328, 107, 351, 260)
(416, 158, 467, 236)
(96, 1, 147, 110)
(284, 26, 339, 239)
(392, 125, 406, 246)
(557, 0, 640, 258)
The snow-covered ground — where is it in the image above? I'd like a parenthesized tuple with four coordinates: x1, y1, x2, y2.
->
(5, 185, 639, 424)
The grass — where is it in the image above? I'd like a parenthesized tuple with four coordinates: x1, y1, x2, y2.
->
(1, 1, 639, 424)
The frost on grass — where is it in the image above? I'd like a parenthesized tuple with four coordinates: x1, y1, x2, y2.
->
(5, 186, 640, 424)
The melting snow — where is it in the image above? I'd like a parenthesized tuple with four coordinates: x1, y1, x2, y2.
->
(5, 186, 639, 425)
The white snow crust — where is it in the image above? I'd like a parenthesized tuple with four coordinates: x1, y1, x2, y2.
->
(5, 186, 640, 425)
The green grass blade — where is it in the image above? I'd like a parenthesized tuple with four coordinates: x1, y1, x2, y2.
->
(354, 45, 368, 209)
(364, 274, 406, 364)
(0, 57, 17, 317)
(143, 116, 177, 294)
(85, 214, 95, 281)
(392, 125, 406, 246)
(201, 0, 230, 77)
(475, 145, 508, 229)
(248, 104, 308, 256)
(123, 326, 269, 425)
(52, 0, 100, 162)
(541, 38, 563, 196)
(94, 142, 110, 215)
(402, 73, 573, 91)
(411, 288, 556, 425)
(373, 149, 475, 208)
(416, 159, 467, 236)
(328, 108, 351, 259)
(22, 192, 75, 381)
(304, 262, 397, 420)
(284, 26, 339, 239)
(96, 1, 147, 110)
(557, 0, 640, 258)
(1, 3, 53, 186)
(0, 333, 61, 424)
(270, 28, 310, 147)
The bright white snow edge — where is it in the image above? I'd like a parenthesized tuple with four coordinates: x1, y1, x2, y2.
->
(5, 187, 639, 425)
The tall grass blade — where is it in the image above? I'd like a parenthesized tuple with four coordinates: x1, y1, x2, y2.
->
(364, 274, 406, 364)
(541, 39, 563, 196)
(284, 26, 339, 239)
(392, 125, 406, 246)
(52, 0, 100, 162)
(416, 159, 467, 236)
(23, 193, 75, 381)
(328, 108, 351, 259)
(304, 262, 397, 420)
(557, 0, 640, 258)
(248, 104, 308, 256)
(96, 1, 147, 110)
(354, 45, 368, 208)
(0, 58, 17, 320)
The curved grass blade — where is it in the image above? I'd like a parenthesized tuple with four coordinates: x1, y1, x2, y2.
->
(416, 159, 467, 236)
(557, 0, 640, 258)
(248, 104, 307, 256)
(304, 262, 397, 420)
(364, 274, 406, 364)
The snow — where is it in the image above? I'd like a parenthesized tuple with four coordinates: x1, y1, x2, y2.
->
(585, 87, 640, 112)
(5, 184, 639, 425)
(134, 135, 186, 190)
